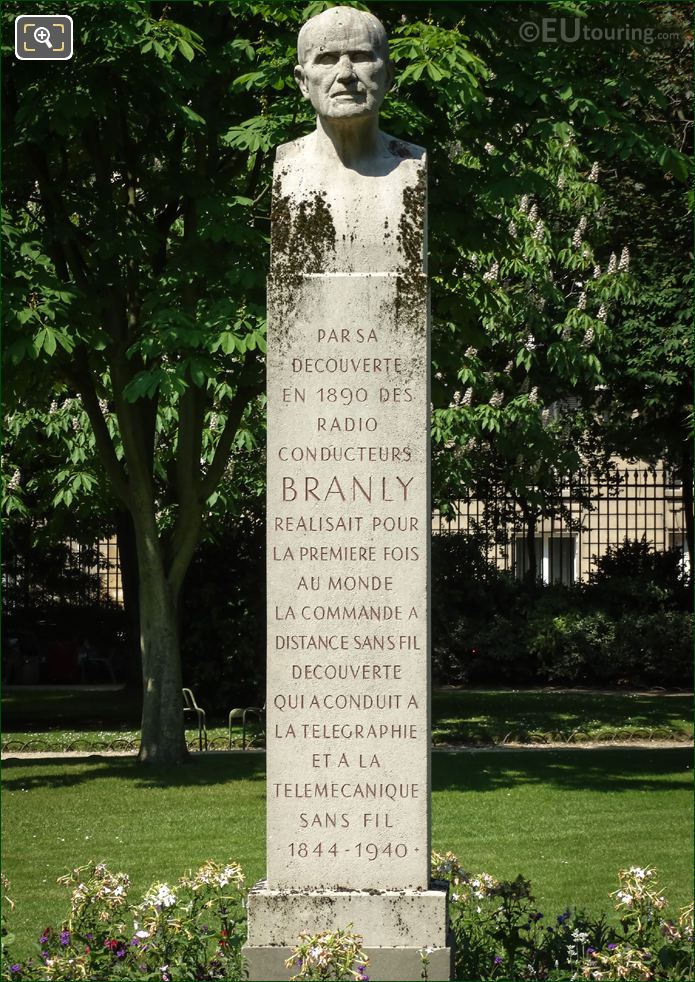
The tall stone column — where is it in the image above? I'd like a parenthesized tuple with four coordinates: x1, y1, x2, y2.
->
(242, 8, 451, 980)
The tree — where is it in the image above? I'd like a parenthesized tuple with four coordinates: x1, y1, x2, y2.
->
(3, 1, 276, 761)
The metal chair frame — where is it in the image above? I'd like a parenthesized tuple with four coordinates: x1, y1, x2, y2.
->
(228, 703, 265, 750)
(182, 687, 208, 751)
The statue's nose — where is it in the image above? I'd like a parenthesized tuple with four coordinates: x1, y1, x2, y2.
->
(335, 54, 356, 81)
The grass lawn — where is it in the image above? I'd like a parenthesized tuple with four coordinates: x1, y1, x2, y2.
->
(3, 687, 692, 750)
(2, 748, 692, 960)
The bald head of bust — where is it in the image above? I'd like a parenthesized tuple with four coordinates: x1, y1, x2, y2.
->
(294, 6, 394, 123)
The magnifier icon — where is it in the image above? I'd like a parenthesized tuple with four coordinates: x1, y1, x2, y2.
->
(33, 26, 52, 48)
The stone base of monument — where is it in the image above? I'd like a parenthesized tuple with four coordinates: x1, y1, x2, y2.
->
(242, 880, 454, 981)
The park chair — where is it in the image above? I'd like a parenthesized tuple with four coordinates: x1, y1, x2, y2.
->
(182, 687, 208, 751)
(229, 701, 265, 750)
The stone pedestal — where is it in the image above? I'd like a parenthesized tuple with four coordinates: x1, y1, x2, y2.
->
(243, 112, 451, 980)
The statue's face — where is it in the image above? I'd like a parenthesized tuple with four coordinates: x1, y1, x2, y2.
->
(295, 18, 393, 122)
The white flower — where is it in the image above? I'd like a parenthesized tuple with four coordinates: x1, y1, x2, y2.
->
(597, 304, 607, 322)
(483, 260, 499, 283)
(583, 327, 595, 347)
(607, 252, 617, 274)
(630, 867, 646, 879)
(525, 334, 537, 351)
(618, 246, 630, 271)
(451, 892, 459, 901)
(567, 945, 577, 958)
(489, 391, 504, 408)
(577, 292, 587, 310)
(541, 408, 552, 425)
(533, 219, 544, 240)
(209, 412, 219, 432)
(519, 195, 530, 214)
(7, 470, 21, 492)
(592, 265, 601, 279)
(71, 416, 81, 432)
(588, 161, 600, 183)
(572, 228, 582, 249)
(484, 142, 495, 155)
(616, 890, 633, 906)
(461, 388, 473, 406)
(572, 929, 589, 944)
(528, 387, 539, 404)
(557, 173, 566, 190)
(49, 399, 58, 414)
(464, 346, 478, 359)
(136, 930, 149, 939)
(528, 203, 538, 223)
(508, 220, 517, 237)
(504, 361, 514, 375)
(578, 215, 588, 234)
(451, 390, 462, 407)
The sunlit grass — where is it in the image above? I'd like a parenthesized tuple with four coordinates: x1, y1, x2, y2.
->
(2, 749, 692, 959)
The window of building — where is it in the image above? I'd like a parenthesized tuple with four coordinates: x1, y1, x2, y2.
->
(513, 535, 577, 585)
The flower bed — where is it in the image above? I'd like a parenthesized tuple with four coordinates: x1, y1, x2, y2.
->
(2, 857, 692, 981)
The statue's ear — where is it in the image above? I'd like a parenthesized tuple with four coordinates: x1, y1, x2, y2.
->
(385, 59, 396, 94)
(294, 65, 310, 100)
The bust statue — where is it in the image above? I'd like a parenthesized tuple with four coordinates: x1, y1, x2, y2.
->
(272, 6, 426, 275)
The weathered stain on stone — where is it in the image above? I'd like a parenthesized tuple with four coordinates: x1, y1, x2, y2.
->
(389, 138, 414, 159)
(271, 176, 336, 279)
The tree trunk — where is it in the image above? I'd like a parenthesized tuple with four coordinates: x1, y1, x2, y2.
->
(134, 513, 188, 764)
(519, 500, 539, 587)
(681, 452, 694, 566)
(116, 508, 141, 688)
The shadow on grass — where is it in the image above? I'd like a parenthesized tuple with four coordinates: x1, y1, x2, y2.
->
(3, 748, 691, 795)
(432, 748, 693, 794)
(433, 690, 692, 730)
(1, 753, 266, 792)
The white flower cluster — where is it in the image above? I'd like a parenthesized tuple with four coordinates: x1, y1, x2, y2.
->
(489, 391, 504, 408)
(484, 142, 495, 155)
(525, 334, 537, 351)
(209, 413, 219, 432)
(461, 387, 473, 406)
(583, 327, 595, 347)
(532, 219, 544, 241)
(619, 246, 630, 271)
(71, 417, 81, 432)
(557, 173, 566, 190)
(607, 252, 617, 275)
(541, 407, 552, 425)
(482, 261, 499, 283)
(597, 305, 607, 322)
(98, 398, 108, 414)
(528, 203, 538, 223)
(572, 227, 583, 249)
(588, 161, 600, 183)
(519, 195, 530, 214)
(7, 469, 21, 492)
(528, 386, 539, 404)
(49, 399, 59, 415)
(142, 883, 177, 910)
(508, 220, 517, 238)
(593, 265, 601, 279)
(577, 292, 587, 310)
(504, 361, 514, 375)
(578, 215, 588, 235)
(464, 346, 478, 359)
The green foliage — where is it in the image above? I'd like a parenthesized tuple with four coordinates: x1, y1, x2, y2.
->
(432, 853, 693, 981)
(432, 534, 693, 688)
(0, 860, 246, 981)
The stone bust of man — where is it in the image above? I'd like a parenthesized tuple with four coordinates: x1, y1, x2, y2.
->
(271, 5, 426, 275)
